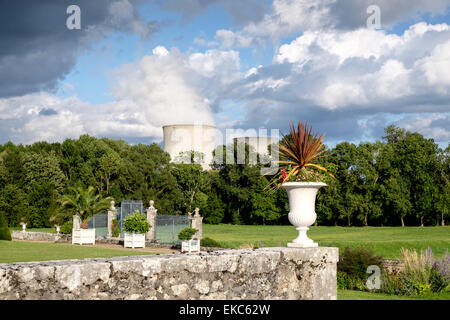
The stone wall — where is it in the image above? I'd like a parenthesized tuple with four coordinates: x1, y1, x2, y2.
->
(0, 247, 338, 300)
(382, 259, 405, 275)
(11, 231, 71, 243)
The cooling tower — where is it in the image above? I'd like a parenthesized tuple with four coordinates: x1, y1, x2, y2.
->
(163, 124, 217, 170)
(233, 136, 279, 155)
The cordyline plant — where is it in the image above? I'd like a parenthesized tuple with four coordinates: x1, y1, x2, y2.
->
(267, 121, 334, 190)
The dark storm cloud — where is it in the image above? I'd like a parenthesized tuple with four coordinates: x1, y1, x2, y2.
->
(0, 0, 159, 98)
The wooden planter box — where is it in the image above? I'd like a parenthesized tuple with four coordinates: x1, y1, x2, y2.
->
(181, 239, 200, 253)
(124, 233, 146, 248)
(72, 229, 95, 245)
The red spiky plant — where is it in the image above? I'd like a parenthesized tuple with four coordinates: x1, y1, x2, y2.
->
(269, 121, 333, 189)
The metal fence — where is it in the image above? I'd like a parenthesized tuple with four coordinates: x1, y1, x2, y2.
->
(87, 213, 108, 237)
(106, 200, 191, 243)
(154, 215, 191, 244)
(113, 200, 143, 238)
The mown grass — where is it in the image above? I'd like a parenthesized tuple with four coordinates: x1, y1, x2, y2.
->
(338, 289, 450, 300)
(0, 241, 154, 264)
(16, 225, 449, 259)
(203, 225, 450, 259)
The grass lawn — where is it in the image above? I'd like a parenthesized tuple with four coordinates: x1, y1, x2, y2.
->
(203, 225, 450, 259)
(338, 289, 450, 300)
(0, 241, 155, 264)
(16, 225, 450, 259)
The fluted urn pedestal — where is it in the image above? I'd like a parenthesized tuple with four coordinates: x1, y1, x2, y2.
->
(282, 182, 326, 248)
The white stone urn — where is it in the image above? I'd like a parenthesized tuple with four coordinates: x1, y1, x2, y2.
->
(282, 182, 326, 248)
(20, 222, 27, 232)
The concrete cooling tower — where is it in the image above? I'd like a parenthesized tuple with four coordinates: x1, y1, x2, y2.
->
(233, 136, 279, 155)
(163, 124, 216, 170)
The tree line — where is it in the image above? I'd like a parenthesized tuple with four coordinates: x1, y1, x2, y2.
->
(0, 126, 448, 228)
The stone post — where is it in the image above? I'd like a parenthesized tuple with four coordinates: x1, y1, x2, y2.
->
(146, 200, 157, 241)
(107, 200, 117, 238)
(190, 208, 203, 240)
(72, 215, 81, 230)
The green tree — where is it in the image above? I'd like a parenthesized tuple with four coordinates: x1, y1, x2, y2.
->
(99, 151, 122, 194)
(249, 177, 280, 224)
(381, 170, 412, 227)
(383, 128, 441, 226)
(0, 184, 29, 227)
(435, 144, 449, 226)
(171, 162, 207, 214)
(21, 152, 67, 227)
(60, 186, 113, 226)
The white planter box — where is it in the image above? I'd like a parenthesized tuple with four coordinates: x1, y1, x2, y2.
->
(72, 228, 95, 245)
(124, 233, 146, 248)
(181, 239, 200, 253)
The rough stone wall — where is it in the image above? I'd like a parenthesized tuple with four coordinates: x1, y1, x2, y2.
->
(382, 259, 405, 275)
(0, 247, 338, 300)
(11, 231, 71, 243)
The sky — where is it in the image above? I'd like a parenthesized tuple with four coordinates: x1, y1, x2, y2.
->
(0, 0, 449, 148)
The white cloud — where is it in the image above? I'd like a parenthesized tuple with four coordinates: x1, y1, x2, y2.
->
(193, 37, 219, 47)
(268, 23, 450, 111)
(396, 113, 450, 142)
(110, 47, 216, 128)
(214, 29, 258, 48)
(152, 46, 169, 56)
(243, 0, 334, 38)
(188, 49, 240, 80)
(226, 21, 450, 143)
(211, 0, 450, 49)
(275, 23, 450, 67)
(0, 92, 161, 145)
(417, 40, 450, 90)
(0, 46, 246, 144)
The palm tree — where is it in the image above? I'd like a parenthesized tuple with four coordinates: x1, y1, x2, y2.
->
(60, 186, 113, 229)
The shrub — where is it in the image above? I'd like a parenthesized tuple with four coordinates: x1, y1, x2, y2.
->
(0, 228, 12, 241)
(380, 273, 407, 295)
(337, 271, 366, 290)
(178, 227, 198, 241)
(381, 247, 450, 296)
(402, 247, 434, 284)
(123, 210, 151, 234)
(0, 214, 11, 241)
(433, 249, 450, 285)
(430, 266, 449, 293)
(337, 246, 383, 290)
(60, 221, 73, 234)
(200, 237, 222, 248)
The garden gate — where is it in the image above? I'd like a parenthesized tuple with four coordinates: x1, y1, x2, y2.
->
(112, 200, 143, 238)
(154, 215, 190, 244)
